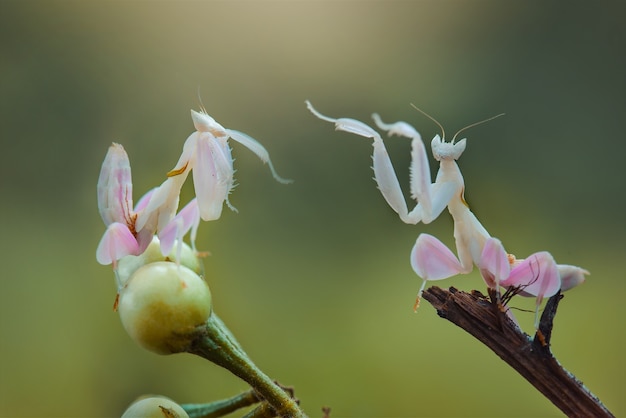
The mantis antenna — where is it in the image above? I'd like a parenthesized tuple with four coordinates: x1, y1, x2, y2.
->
(196, 86, 208, 114)
(452, 113, 506, 142)
(410, 103, 505, 143)
(410, 103, 446, 140)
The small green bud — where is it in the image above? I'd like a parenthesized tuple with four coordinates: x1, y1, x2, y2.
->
(121, 396, 189, 418)
(118, 261, 211, 355)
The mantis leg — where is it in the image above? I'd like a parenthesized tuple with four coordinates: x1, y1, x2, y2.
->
(306, 101, 410, 220)
(226, 129, 292, 184)
(372, 113, 456, 225)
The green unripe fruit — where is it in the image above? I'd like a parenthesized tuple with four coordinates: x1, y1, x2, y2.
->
(118, 261, 212, 354)
(121, 396, 189, 418)
(117, 237, 203, 288)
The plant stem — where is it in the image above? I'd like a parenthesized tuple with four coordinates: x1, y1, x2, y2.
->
(186, 314, 306, 418)
(242, 402, 278, 418)
(181, 389, 260, 418)
(422, 286, 614, 417)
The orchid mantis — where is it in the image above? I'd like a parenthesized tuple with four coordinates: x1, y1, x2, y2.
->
(165, 108, 292, 221)
(306, 101, 587, 320)
(96, 144, 158, 272)
(97, 107, 291, 290)
(96, 144, 199, 290)
(306, 101, 496, 271)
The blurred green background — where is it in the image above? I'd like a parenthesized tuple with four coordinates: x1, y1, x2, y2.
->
(1, 1, 624, 417)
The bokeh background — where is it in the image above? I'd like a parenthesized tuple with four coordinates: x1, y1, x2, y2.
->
(1, 1, 624, 417)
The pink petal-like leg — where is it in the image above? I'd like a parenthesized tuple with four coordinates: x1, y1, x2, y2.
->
(479, 237, 511, 290)
(193, 135, 233, 221)
(159, 198, 201, 263)
(410, 233, 464, 310)
(558, 264, 589, 291)
(503, 251, 560, 328)
(96, 222, 140, 290)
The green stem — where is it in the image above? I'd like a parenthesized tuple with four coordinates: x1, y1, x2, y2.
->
(186, 314, 306, 418)
(181, 389, 260, 418)
(242, 402, 278, 418)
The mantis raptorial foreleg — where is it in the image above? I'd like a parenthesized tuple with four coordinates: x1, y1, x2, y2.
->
(306, 101, 458, 226)
(307, 101, 491, 268)
(305, 101, 408, 219)
(371, 113, 458, 225)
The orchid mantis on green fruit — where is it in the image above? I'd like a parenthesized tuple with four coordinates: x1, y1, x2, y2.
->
(306, 100, 587, 319)
(97, 107, 291, 287)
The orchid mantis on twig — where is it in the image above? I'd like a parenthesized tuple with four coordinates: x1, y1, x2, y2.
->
(306, 101, 587, 319)
(306, 100, 500, 271)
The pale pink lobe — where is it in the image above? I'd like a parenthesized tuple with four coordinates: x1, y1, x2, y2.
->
(133, 187, 156, 213)
(502, 251, 560, 301)
(157, 221, 181, 259)
(558, 264, 589, 291)
(135, 228, 155, 255)
(135, 175, 186, 234)
(479, 237, 511, 289)
(194, 133, 233, 221)
(410, 233, 464, 280)
(159, 198, 200, 257)
(129, 188, 158, 255)
(96, 222, 140, 265)
(97, 143, 133, 227)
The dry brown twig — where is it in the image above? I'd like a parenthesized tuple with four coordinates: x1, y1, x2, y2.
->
(422, 286, 614, 417)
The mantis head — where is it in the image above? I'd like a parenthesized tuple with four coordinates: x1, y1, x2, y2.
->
(191, 109, 227, 136)
(410, 104, 504, 162)
(431, 135, 467, 161)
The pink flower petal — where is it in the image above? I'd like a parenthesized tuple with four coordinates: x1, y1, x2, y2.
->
(410, 233, 464, 280)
